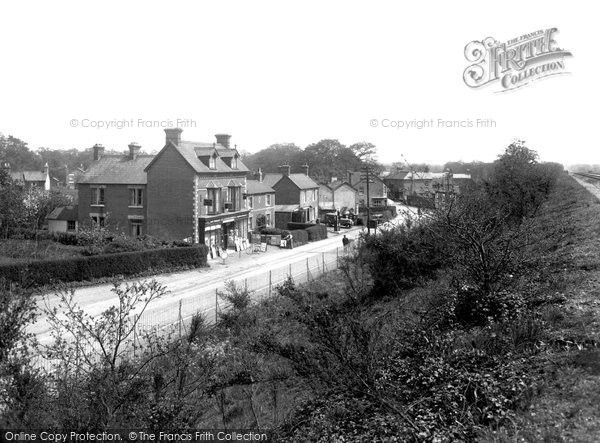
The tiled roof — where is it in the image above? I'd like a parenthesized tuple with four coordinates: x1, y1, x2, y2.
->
(245, 180, 275, 195)
(9, 170, 47, 182)
(79, 154, 154, 184)
(262, 173, 283, 187)
(265, 173, 319, 190)
(46, 205, 78, 221)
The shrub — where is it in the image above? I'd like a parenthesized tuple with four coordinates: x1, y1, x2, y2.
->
(289, 229, 308, 246)
(52, 231, 79, 245)
(0, 245, 209, 287)
(305, 225, 328, 241)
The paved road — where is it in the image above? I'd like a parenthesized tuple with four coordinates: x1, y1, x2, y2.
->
(30, 206, 417, 346)
(29, 226, 361, 345)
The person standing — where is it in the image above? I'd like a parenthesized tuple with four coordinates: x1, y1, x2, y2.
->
(342, 234, 350, 252)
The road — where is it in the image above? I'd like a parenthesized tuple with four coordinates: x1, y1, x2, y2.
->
(30, 205, 417, 347)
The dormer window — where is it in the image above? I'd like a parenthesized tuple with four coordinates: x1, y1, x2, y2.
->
(209, 152, 217, 169)
(231, 154, 238, 169)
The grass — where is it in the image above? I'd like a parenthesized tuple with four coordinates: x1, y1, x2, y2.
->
(481, 174, 600, 441)
(0, 238, 85, 264)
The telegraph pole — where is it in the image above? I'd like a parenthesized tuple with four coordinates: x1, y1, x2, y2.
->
(362, 165, 372, 236)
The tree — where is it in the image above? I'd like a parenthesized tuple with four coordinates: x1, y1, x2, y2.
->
(0, 168, 25, 237)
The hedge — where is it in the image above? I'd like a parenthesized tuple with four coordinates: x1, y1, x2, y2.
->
(289, 229, 309, 246)
(306, 225, 328, 241)
(0, 245, 209, 287)
(259, 227, 290, 237)
(287, 222, 317, 230)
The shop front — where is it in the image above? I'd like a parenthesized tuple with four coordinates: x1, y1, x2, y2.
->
(198, 211, 249, 250)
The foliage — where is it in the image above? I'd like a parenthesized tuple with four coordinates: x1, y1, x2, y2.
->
(0, 245, 209, 287)
(305, 225, 328, 241)
(289, 229, 308, 245)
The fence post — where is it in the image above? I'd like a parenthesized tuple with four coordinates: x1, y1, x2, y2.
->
(306, 257, 310, 281)
(245, 278, 248, 292)
(336, 247, 339, 266)
(322, 252, 325, 274)
(289, 263, 292, 278)
(269, 270, 272, 297)
(178, 300, 182, 337)
(215, 288, 219, 324)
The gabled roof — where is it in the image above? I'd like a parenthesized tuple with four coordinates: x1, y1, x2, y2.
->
(46, 205, 78, 221)
(245, 180, 275, 195)
(265, 173, 319, 190)
(79, 154, 154, 184)
(9, 170, 47, 183)
(146, 141, 249, 174)
(348, 171, 385, 187)
(262, 173, 283, 187)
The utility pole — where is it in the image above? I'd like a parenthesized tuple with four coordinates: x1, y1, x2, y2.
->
(362, 165, 372, 235)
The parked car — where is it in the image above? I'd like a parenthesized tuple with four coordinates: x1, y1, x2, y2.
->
(339, 218, 353, 228)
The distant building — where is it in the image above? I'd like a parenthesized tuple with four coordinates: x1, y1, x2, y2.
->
(263, 165, 320, 229)
(245, 179, 276, 231)
(348, 171, 389, 207)
(47, 205, 79, 233)
(318, 180, 358, 216)
(2, 162, 51, 191)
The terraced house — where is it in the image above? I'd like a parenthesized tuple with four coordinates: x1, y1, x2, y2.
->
(77, 142, 152, 236)
(145, 128, 250, 249)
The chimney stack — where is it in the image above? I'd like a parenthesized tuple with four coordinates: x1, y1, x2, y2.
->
(258, 167, 263, 183)
(43, 162, 49, 175)
(301, 164, 309, 176)
(164, 128, 183, 146)
(128, 142, 141, 160)
(279, 164, 291, 177)
(93, 144, 105, 161)
(215, 134, 231, 149)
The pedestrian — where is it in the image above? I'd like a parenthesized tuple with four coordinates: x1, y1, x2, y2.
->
(342, 234, 350, 252)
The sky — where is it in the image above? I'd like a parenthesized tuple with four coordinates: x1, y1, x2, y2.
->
(0, 1, 596, 167)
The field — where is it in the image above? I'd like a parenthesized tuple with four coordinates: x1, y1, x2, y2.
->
(0, 238, 85, 264)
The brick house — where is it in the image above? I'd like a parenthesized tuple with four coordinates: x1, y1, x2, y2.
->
(245, 179, 275, 231)
(77, 143, 152, 236)
(263, 165, 320, 229)
(348, 171, 389, 207)
(318, 180, 358, 216)
(383, 170, 410, 200)
(145, 128, 250, 249)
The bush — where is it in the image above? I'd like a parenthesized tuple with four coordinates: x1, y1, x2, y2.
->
(0, 245, 209, 287)
(305, 225, 328, 241)
(52, 231, 79, 245)
(289, 229, 308, 246)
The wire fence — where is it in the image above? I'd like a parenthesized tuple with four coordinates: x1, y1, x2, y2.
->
(29, 243, 353, 371)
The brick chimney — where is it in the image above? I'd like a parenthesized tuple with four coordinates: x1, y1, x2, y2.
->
(279, 164, 291, 177)
(128, 142, 141, 160)
(301, 164, 309, 176)
(165, 128, 183, 146)
(257, 167, 263, 183)
(93, 144, 105, 161)
(215, 134, 231, 149)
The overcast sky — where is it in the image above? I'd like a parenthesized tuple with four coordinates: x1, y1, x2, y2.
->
(0, 1, 596, 166)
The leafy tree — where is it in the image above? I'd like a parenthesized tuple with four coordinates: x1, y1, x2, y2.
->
(0, 134, 42, 171)
(0, 168, 25, 237)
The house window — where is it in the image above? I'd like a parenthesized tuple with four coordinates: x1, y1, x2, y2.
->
(227, 186, 240, 211)
(67, 220, 76, 231)
(209, 153, 217, 169)
(206, 188, 220, 214)
(91, 187, 105, 205)
(266, 194, 273, 206)
(231, 155, 238, 169)
(301, 191, 306, 204)
(91, 216, 105, 227)
(265, 212, 271, 227)
(130, 219, 143, 237)
(129, 188, 143, 207)
(247, 196, 253, 209)
(359, 186, 364, 194)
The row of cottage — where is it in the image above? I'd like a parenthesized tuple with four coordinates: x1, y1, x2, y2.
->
(12, 128, 469, 249)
